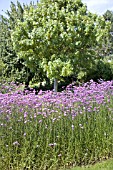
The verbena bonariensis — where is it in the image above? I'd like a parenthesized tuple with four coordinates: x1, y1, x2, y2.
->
(0, 80, 113, 169)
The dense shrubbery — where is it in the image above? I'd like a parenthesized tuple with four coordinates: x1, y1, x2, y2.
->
(0, 80, 113, 169)
(30, 57, 113, 91)
(82, 59, 113, 82)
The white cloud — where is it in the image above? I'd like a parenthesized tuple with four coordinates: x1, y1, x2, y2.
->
(109, 6, 113, 11)
(83, 0, 108, 6)
(82, 0, 113, 15)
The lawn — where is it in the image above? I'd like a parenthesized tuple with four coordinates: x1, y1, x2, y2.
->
(69, 159, 113, 170)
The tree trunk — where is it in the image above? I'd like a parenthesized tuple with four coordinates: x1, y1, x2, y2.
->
(54, 78, 58, 92)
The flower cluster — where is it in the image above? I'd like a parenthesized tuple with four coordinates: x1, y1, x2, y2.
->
(0, 80, 113, 169)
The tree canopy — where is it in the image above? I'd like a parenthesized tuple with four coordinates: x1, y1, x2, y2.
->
(103, 10, 113, 55)
(0, 1, 38, 86)
(11, 0, 110, 91)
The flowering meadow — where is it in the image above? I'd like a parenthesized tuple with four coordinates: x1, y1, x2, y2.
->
(0, 80, 113, 170)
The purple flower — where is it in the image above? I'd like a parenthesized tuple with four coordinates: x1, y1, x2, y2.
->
(72, 124, 74, 130)
(49, 143, 57, 147)
(58, 154, 62, 157)
(23, 133, 26, 136)
(24, 112, 28, 118)
(13, 141, 20, 146)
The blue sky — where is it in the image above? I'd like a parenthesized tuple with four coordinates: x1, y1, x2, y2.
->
(0, 0, 113, 16)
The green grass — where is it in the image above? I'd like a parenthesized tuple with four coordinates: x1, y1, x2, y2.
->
(68, 159, 113, 170)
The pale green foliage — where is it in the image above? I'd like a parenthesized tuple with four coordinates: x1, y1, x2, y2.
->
(11, 0, 110, 82)
(41, 55, 73, 79)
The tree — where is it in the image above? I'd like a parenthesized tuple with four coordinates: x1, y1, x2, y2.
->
(103, 10, 113, 55)
(12, 0, 110, 91)
(0, 1, 37, 87)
